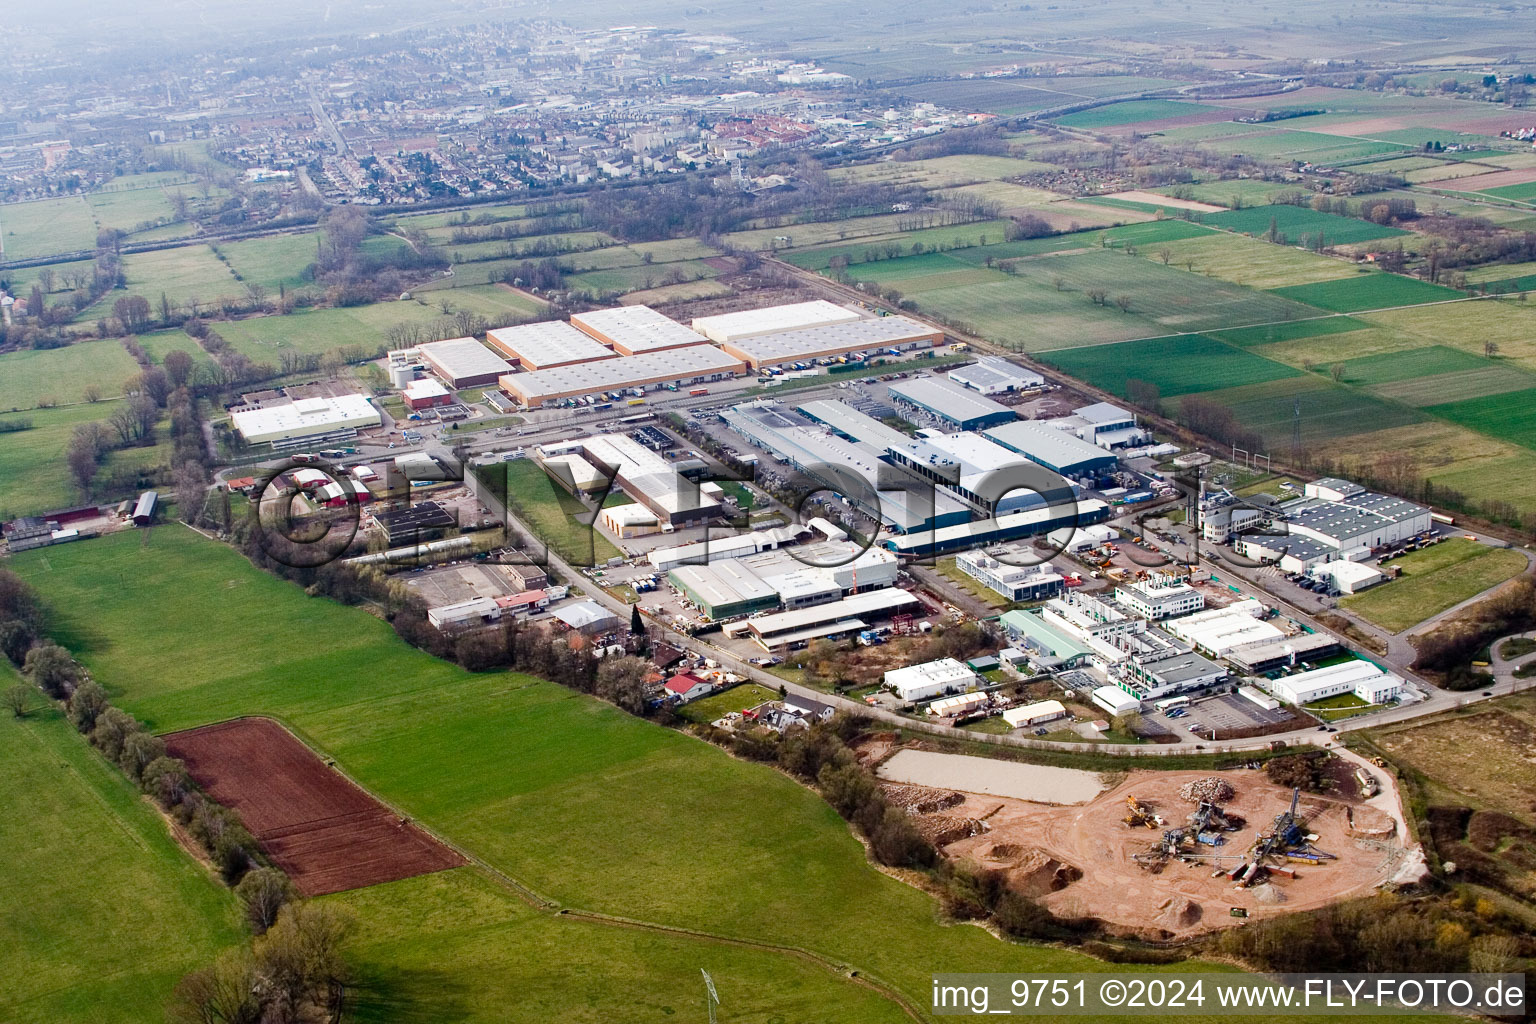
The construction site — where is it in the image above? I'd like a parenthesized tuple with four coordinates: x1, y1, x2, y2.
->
(864, 742, 1408, 939)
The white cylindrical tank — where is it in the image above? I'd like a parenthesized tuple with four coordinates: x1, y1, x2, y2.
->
(391, 364, 416, 388)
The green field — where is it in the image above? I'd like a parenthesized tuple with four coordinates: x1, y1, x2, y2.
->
(1210, 315, 1370, 346)
(1341, 539, 1528, 632)
(1203, 205, 1406, 246)
(676, 683, 782, 724)
(212, 301, 448, 360)
(772, 218, 1016, 268)
(1271, 274, 1464, 312)
(0, 677, 241, 1024)
(419, 283, 547, 320)
(1481, 181, 1536, 203)
(10, 527, 1154, 1020)
(85, 180, 184, 234)
(567, 258, 720, 296)
(1190, 376, 1427, 448)
(1131, 233, 1361, 290)
(88, 245, 242, 315)
(0, 338, 143, 410)
(219, 231, 322, 293)
(136, 327, 215, 371)
(0, 196, 100, 260)
(1039, 333, 1301, 397)
(1335, 345, 1491, 386)
(1053, 99, 1221, 128)
(482, 458, 621, 565)
(1425, 387, 1536, 450)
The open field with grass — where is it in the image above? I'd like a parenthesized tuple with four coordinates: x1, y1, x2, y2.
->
(830, 154, 1056, 189)
(1425, 387, 1536, 450)
(1040, 333, 1301, 397)
(624, 279, 737, 305)
(1341, 539, 1527, 632)
(0, 677, 241, 1024)
(213, 301, 449, 360)
(218, 231, 321, 293)
(85, 180, 183, 234)
(567, 258, 720, 296)
(424, 283, 547, 320)
(480, 459, 621, 565)
(1271, 273, 1464, 312)
(0, 196, 100, 260)
(1192, 375, 1427, 448)
(1054, 99, 1221, 128)
(1335, 344, 1491, 386)
(12, 527, 1198, 1020)
(92, 245, 242, 314)
(1130, 233, 1362, 290)
(676, 683, 783, 724)
(1210, 315, 1370, 347)
(0, 337, 142, 410)
(1203, 204, 1406, 246)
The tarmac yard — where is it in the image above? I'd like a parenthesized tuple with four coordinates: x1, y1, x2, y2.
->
(889, 759, 1404, 938)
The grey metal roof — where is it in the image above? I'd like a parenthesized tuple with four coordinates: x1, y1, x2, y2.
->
(982, 420, 1118, 473)
(889, 375, 1014, 425)
(722, 315, 938, 365)
(418, 337, 511, 380)
(486, 321, 615, 367)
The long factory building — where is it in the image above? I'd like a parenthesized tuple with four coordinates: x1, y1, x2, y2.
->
(500, 345, 745, 407)
(486, 321, 616, 370)
(570, 305, 711, 355)
(537, 432, 723, 525)
(692, 300, 861, 343)
(720, 315, 942, 370)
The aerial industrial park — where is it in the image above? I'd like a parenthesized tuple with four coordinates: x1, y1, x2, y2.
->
(4, 0, 1536, 1020)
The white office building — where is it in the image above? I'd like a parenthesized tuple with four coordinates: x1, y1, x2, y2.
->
(1114, 577, 1205, 620)
(885, 658, 978, 702)
(1265, 660, 1404, 706)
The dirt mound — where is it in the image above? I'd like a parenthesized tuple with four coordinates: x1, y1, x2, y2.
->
(1179, 777, 1234, 803)
(1347, 805, 1396, 839)
(1008, 847, 1081, 897)
(883, 783, 966, 814)
(1252, 883, 1287, 905)
(919, 814, 989, 847)
(1156, 897, 1203, 929)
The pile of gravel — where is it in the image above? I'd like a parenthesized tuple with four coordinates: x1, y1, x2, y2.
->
(1179, 777, 1235, 803)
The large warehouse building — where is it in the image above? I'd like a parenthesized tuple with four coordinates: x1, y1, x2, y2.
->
(486, 321, 616, 370)
(500, 346, 744, 407)
(417, 336, 513, 388)
(888, 375, 1016, 431)
(570, 433, 723, 525)
(230, 393, 382, 446)
(719, 315, 942, 371)
(947, 357, 1044, 395)
(981, 420, 1119, 479)
(570, 305, 710, 355)
(692, 300, 860, 344)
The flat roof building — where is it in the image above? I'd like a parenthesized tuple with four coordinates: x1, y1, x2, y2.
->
(981, 420, 1120, 479)
(230, 394, 381, 446)
(570, 305, 709, 355)
(888, 375, 1016, 431)
(402, 377, 452, 410)
(1114, 577, 1205, 620)
(881, 499, 1110, 558)
(1003, 699, 1068, 727)
(744, 587, 920, 650)
(955, 550, 1064, 602)
(1265, 660, 1403, 706)
(486, 321, 617, 370)
(1161, 603, 1285, 657)
(721, 315, 942, 370)
(692, 300, 860, 344)
(885, 658, 978, 702)
(947, 357, 1044, 395)
(418, 337, 513, 388)
(500, 346, 744, 407)
(578, 433, 723, 525)
(1225, 632, 1343, 675)
(670, 562, 781, 621)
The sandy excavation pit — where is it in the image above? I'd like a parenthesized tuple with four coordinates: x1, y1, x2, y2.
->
(881, 758, 1404, 939)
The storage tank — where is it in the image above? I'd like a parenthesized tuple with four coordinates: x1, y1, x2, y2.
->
(390, 363, 417, 388)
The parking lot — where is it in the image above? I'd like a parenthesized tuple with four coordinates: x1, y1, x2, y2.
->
(1178, 691, 1296, 739)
